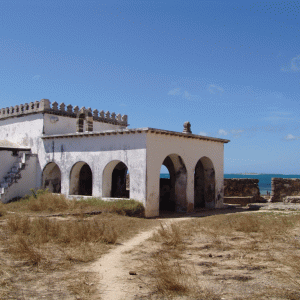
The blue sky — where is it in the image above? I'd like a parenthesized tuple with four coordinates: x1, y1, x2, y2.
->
(0, 0, 299, 174)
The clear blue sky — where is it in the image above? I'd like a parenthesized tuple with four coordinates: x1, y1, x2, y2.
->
(0, 0, 299, 174)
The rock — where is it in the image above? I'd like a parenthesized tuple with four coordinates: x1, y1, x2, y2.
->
(247, 204, 261, 211)
(129, 271, 137, 275)
(283, 196, 300, 204)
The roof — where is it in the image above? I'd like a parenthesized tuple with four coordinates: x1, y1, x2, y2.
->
(0, 140, 31, 151)
(41, 127, 230, 143)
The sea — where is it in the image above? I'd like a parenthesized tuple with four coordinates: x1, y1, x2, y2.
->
(160, 173, 300, 195)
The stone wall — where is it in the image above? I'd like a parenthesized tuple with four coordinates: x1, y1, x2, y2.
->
(0, 99, 128, 126)
(224, 178, 262, 206)
(271, 178, 300, 202)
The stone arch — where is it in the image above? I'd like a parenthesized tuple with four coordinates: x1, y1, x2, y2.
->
(69, 161, 93, 195)
(42, 162, 61, 193)
(76, 108, 93, 132)
(159, 154, 187, 212)
(194, 156, 215, 209)
(102, 160, 130, 198)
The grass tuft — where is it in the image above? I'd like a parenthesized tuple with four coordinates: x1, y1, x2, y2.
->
(3, 190, 145, 217)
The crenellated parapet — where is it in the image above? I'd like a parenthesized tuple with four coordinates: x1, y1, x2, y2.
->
(0, 99, 128, 126)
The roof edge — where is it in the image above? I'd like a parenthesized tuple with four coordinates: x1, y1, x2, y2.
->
(41, 127, 230, 143)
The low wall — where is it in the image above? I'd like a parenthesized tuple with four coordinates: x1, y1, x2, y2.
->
(271, 178, 300, 202)
(224, 178, 262, 206)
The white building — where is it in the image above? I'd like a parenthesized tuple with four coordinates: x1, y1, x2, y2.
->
(0, 99, 229, 217)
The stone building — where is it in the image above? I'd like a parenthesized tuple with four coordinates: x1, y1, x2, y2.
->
(0, 99, 229, 217)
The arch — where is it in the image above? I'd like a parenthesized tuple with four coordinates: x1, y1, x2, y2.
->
(69, 161, 93, 195)
(194, 156, 215, 209)
(102, 160, 130, 198)
(42, 162, 61, 193)
(159, 154, 187, 212)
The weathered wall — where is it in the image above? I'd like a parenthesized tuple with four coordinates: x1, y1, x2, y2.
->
(271, 178, 300, 202)
(224, 178, 260, 197)
(146, 133, 225, 217)
(0, 151, 19, 180)
(0, 114, 44, 152)
(43, 113, 126, 135)
(40, 132, 147, 205)
(224, 178, 261, 204)
(0, 154, 38, 203)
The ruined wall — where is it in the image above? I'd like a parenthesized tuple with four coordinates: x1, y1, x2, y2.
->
(224, 179, 262, 205)
(0, 151, 19, 180)
(146, 133, 226, 217)
(271, 178, 300, 202)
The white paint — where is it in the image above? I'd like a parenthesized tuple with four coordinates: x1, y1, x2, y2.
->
(0, 109, 228, 217)
(145, 133, 224, 217)
(0, 151, 19, 180)
(0, 154, 38, 203)
(44, 114, 126, 135)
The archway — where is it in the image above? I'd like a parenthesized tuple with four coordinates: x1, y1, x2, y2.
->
(194, 157, 215, 209)
(159, 154, 187, 212)
(102, 160, 129, 198)
(69, 162, 92, 195)
(42, 162, 61, 193)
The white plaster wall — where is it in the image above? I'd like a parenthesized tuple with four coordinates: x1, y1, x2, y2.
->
(0, 114, 44, 152)
(39, 133, 147, 205)
(44, 113, 126, 135)
(1, 154, 38, 203)
(0, 151, 19, 180)
(145, 133, 225, 217)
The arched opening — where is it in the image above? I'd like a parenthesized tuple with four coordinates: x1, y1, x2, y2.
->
(194, 157, 215, 209)
(102, 160, 130, 198)
(159, 154, 187, 213)
(69, 162, 92, 196)
(42, 162, 61, 193)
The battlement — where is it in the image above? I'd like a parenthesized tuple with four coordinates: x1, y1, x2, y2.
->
(0, 99, 128, 126)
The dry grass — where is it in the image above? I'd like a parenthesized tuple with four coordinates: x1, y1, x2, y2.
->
(136, 211, 300, 299)
(151, 223, 184, 246)
(0, 191, 158, 299)
(2, 189, 145, 217)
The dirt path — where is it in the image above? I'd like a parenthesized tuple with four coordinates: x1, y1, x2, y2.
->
(90, 217, 188, 300)
(90, 206, 300, 300)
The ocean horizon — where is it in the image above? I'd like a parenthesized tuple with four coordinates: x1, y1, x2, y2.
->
(160, 173, 300, 195)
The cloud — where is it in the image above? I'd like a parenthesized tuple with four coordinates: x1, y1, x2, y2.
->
(231, 129, 244, 137)
(168, 88, 181, 96)
(168, 88, 200, 101)
(199, 131, 207, 136)
(291, 55, 300, 71)
(218, 129, 228, 136)
(281, 54, 300, 72)
(32, 75, 41, 80)
(208, 84, 224, 95)
(284, 134, 299, 140)
(183, 91, 199, 101)
(263, 111, 294, 122)
(217, 128, 244, 138)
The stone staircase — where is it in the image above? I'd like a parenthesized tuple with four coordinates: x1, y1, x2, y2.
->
(0, 152, 30, 202)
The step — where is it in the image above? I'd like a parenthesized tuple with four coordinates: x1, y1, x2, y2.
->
(10, 167, 19, 173)
(0, 182, 9, 188)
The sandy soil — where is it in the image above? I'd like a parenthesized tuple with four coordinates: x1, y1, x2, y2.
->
(90, 206, 300, 300)
(90, 216, 190, 300)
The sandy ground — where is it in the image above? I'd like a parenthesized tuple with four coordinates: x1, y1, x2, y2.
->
(90, 204, 300, 300)
(90, 216, 190, 300)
